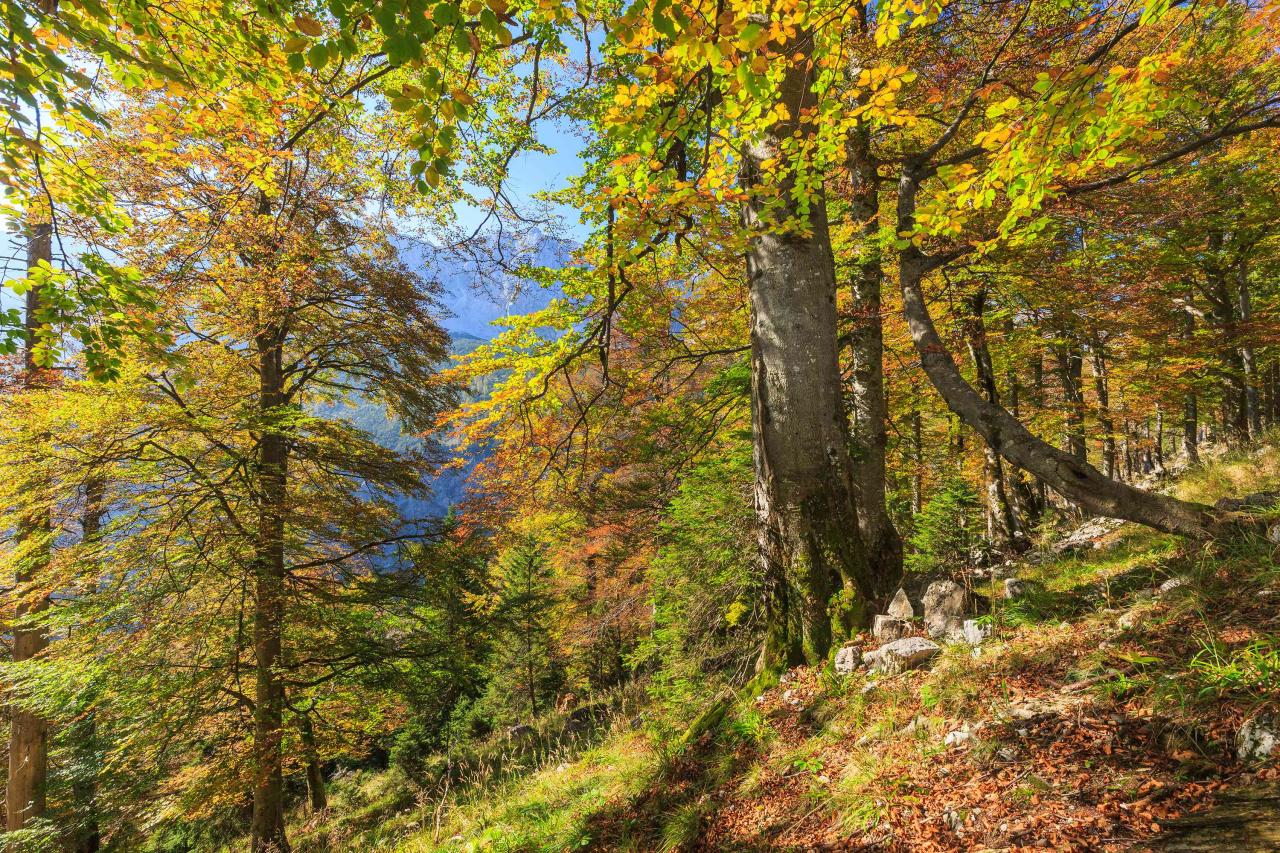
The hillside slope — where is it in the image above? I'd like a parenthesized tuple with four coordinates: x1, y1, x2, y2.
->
(292, 446, 1280, 852)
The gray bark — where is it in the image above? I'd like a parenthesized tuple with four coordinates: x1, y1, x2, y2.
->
(845, 124, 903, 594)
(745, 31, 873, 668)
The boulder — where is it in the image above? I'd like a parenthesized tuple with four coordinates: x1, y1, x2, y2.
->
(1052, 516, 1124, 554)
(1237, 715, 1279, 763)
(834, 642, 862, 674)
(872, 614, 910, 641)
(962, 619, 990, 645)
(886, 587, 915, 619)
(865, 637, 940, 675)
(922, 580, 970, 639)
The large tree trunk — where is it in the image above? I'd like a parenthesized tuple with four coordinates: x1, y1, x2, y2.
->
(251, 328, 290, 853)
(746, 31, 873, 668)
(7, 221, 52, 833)
(894, 172, 1221, 538)
(845, 124, 903, 594)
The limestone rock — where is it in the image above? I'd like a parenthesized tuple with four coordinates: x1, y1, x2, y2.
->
(962, 619, 990, 645)
(834, 642, 862, 674)
(1266, 522, 1280, 545)
(1238, 715, 1279, 763)
(922, 580, 970, 639)
(886, 587, 915, 619)
(865, 637, 940, 675)
(1053, 516, 1124, 554)
(872, 614, 910, 641)
(1003, 578, 1026, 599)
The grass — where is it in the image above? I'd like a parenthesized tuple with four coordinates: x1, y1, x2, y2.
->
(288, 441, 1280, 851)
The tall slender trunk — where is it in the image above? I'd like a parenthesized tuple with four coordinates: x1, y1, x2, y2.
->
(71, 476, 105, 853)
(845, 124, 903, 593)
(298, 713, 326, 814)
(745, 31, 873, 669)
(1205, 233, 1247, 444)
(1054, 341, 1087, 464)
(909, 402, 924, 516)
(7, 222, 52, 834)
(1180, 301, 1201, 463)
(963, 287, 1021, 548)
(1265, 360, 1277, 428)
(1236, 257, 1261, 440)
(1089, 343, 1117, 479)
(1154, 407, 1165, 470)
(251, 327, 290, 853)
(1004, 341, 1043, 528)
(894, 170, 1221, 539)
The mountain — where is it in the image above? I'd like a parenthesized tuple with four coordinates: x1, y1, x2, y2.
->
(335, 233, 571, 527)
(395, 231, 572, 340)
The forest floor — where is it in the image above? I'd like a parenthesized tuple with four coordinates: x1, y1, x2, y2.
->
(294, 446, 1280, 852)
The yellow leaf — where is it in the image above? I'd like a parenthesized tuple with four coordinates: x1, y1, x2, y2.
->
(294, 15, 323, 37)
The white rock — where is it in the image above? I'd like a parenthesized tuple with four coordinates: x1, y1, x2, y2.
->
(1157, 576, 1190, 594)
(872, 614, 910, 641)
(1117, 608, 1143, 630)
(922, 580, 970, 639)
(834, 643, 862, 674)
(887, 587, 915, 619)
(1237, 715, 1279, 763)
(867, 637, 941, 675)
(944, 728, 973, 747)
(860, 680, 879, 695)
(1003, 578, 1026, 599)
(962, 619, 990, 645)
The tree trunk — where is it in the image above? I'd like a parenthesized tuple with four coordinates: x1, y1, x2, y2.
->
(1089, 344, 1117, 479)
(1236, 257, 1261, 440)
(1205, 233, 1247, 444)
(963, 287, 1022, 548)
(894, 171, 1221, 539)
(298, 713, 327, 814)
(909, 402, 924, 516)
(251, 328, 290, 853)
(1154, 406, 1165, 470)
(7, 221, 52, 834)
(70, 476, 106, 853)
(845, 124, 904, 593)
(1003, 347, 1043, 529)
(745, 32, 873, 668)
(1055, 341, 1087, 464)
